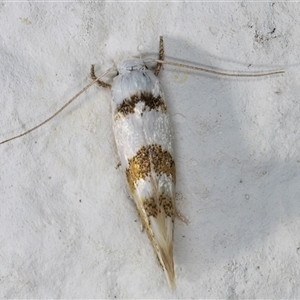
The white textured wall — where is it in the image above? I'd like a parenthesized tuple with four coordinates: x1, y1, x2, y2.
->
(1, 2, 299, 298)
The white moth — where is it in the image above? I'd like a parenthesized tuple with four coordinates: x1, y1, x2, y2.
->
(91, 37, 177, 288)
(113, 60, 176, 287)
(0, 36, 284, 289)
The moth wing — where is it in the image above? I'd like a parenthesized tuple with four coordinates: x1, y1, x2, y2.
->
(130, 103, 176, 288)
(112, 69, 176, 288)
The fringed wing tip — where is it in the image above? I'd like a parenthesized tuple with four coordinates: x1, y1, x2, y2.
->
(150, 214, 176, 289)
(166, 271, 176, 290)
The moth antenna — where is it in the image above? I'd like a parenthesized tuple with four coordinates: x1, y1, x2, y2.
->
(0, 68, 113, 145)
(155, 59, 285, 77)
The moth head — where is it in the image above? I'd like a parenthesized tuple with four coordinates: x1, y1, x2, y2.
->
(117, 59, 147, 74)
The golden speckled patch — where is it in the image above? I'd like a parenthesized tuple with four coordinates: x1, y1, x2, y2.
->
(149, 145, 176, 181)
(143, 197, 158, 218)
(159, 194, 174, 218)
(126, 146, 151, 193)
(116, 93, 167, 118)
(143, 194, 174, 219)
(126, 144, 175, 193)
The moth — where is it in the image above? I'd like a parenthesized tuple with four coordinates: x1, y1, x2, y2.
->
(0, 36, 284, 289)
(91, 37, 177, 288)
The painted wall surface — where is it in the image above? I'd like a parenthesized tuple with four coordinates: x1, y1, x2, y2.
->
(1, 2, 299, 298)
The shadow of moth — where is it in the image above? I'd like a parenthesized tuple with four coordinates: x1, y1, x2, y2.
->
(0, 36, 284, 289)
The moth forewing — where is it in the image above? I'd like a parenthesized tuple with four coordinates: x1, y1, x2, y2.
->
(110, 58, 176, 288)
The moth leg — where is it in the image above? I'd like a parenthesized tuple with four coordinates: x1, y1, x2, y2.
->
(90, 64, 111, 89)
(115, 162, 121, 169)
(175, 208, 189, 224)
(154, 36, 164, 76)
(175, 192, 189, 224)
